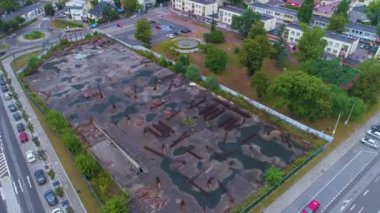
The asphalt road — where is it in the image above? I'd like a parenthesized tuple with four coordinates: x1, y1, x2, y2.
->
(0, 97, 44, 213)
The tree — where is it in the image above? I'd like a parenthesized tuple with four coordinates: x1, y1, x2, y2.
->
(25, 0, 33, 6)
(205, 46, 228, 73)
(0, 0, 19, 13)
(301, 59, 358, 86)
(75, 154, 101, 180)
(240, 35, 271, 75)
(100, 195, 130, 213)
(44, 3, 55, 17)
(296, 25, 327, 63)
(349, 59, 380, 104)
(231, 9, 261, 37)
(203, 30, 225, 43)
(377, 22, 380, 37)
(328, 13, 348, 33)
(124, 0, 140, 14)
(367, 0, 380, 25)
(27, 56, 40, 70)
(335, 0, 350, 16)
(227, 0, 243, 6)
(102, 6, 120, 22)
(250, 72, 269, 98)
(205, 75, 220, 91)
(92, 172, 113, 197)
(178, 54, 190, 66)
(264, 167, 285, 186)
(45, 110, 70, 134)
(270, 71, 332, 121)
(297, 0, 314, 23)
(134, 19, 152, 44)
(90, 0, 98, 7)
(173, 54, 189, 74)
(247, 21, 267, 39)
(185, 64, 201, 81)
(330, 86, 367, 119)
(160, 40, 178, 58)
(61, 128, 83, 156)
(56, 2, 65, 10)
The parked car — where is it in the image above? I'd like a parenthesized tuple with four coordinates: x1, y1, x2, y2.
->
(361, 137, 380, 149)
(173, 31, 180, 36)
(61, 200, 71, 212)
(57, 14, 66, 18)
(89, 23, 97, 29)
(44, 190, 58, 206)
(169, 25, 175, 29)
(166, 34, 175, 38)
(149, 20, 157, 24)
(116, 23, 122, 28)
(155, 25, 161, 30)
(4, 92, 11, 100)
(301, 200, 320, 213)
(64, 27, 70, 32)
(130, 15, 137, 19)
(371, 125, 380, 132)
(8, 33, 16, 39)
(25, 150, 36, 163)
(19, 132, 28, 143)
(2, 86, 9, 92)
(52, 180, 60, 188)
(34, 169, 47, 185)
(16, 123, 25, 132)
(0, 51, 6, 57)
(51, 208, 62, 213)
(181, 28, 191, 33)
(8, 103, 17, 112)
(13, 112, 21, 121)
(367, 129, 380, 140)
(0, 79, 6, 86)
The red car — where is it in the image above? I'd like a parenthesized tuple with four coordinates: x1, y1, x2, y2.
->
(19, 132, 28, 143)
(155, 25, 161, 30)
(116, 23, 122, 28)
(301, 200, 320, 213)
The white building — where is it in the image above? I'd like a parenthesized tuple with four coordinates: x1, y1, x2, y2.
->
(285, 23, 360, 58)
(218, 6, 276, 31)
(3, 1, 44, 21)
(171, 0, 218, 20)
(66, 0, 86, 21)
(249, 2, 297, 23)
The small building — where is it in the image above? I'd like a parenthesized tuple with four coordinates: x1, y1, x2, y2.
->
(310, 15, 330, 29)
(349, 6, 369, 23)
(65, 0, 87, 21)
(88, 2, 113, 21)
(285, 23, 360, 58)
(218, 5, 243, 25)
(261, 15, 277, 31)
(345, 22, 379, 43)
(3, 1, 44, 21)
(249, 2, 297, 23)
(171, 0, 218, 22)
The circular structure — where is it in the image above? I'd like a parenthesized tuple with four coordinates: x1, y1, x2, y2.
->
(24, 31, 45, 40)
(172, 37, 203, 53)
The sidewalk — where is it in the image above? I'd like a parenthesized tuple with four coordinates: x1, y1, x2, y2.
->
(2, 51, 86, 213)
(265, 111, 380, 213)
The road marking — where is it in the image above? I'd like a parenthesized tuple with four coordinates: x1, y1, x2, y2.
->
(26, 176, 32, 188)
(340, 199, 351, 211)
(358, 207, 364, 213)
(375, 176, 380, 183)
(0, 187, 3, 200)
(13, 181, 18, 195)
(18, 179, 23, 193)
(363, 189, 369, 196)
(349, 204, 356, 211)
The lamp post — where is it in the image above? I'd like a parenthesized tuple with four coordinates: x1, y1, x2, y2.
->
(332, 112, 342, 136)
(344, 103, 355, 125)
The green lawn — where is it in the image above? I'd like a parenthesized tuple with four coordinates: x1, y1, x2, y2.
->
(52, 19, 84, 29)
(11, 50, 43, 71)
(24, 31, 45, 40)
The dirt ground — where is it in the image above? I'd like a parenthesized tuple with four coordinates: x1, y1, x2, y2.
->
(25, 37, 314, 212)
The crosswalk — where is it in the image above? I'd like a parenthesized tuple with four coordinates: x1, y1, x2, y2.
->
(0, 135, 9, 179)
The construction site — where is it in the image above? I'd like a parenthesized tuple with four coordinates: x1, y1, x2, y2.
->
(24, 37, 315, 212)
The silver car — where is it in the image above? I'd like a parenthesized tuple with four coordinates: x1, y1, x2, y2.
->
(361, 137, 380, 149)
(367, 129, 380, 140)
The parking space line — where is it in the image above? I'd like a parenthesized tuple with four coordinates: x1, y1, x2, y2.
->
(349, 204, 356, 211)
(363, 189, 369, 196)
(26, 176, 32, 188)
(375, 176, 380, 183)
(18, 179, 23, 193)
(13, 181, 18, 195)
(358, 207, 364, 213)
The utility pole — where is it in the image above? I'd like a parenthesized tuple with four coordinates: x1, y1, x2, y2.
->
(344, 103, 355, 125)
(332, 112, 342, 136)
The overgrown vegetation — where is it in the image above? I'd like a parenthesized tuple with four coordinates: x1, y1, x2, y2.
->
(24, 31, 45, 40)
(52, 19, 83, 29)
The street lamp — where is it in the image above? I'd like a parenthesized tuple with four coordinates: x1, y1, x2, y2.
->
(332, 112, 342, 136)
(344, 103, 355, 125)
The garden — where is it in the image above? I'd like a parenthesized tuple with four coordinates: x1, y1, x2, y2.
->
(23, 31, 45, 40)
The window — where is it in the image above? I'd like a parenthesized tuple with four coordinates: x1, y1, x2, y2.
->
(290, 37, 294, 41)
(296, 32, 300, 36)
(291, 31, 295, 35)
(328, 41, 333, 46)
(333, 50, 337, 54)
(334, 43, 339, 47)
(327, 48, 331, 52)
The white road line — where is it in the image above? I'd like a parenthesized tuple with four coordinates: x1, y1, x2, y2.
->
(13, 181, 18, 195)
(26, 176, 32, 188)
(358, 207, 364, 213)
(18, 179, 23, 193)
(375, 176, 380, 183)
(349, 204, 356, 211)
(363, 189, 369, 196)
(0, 187, 3, 201)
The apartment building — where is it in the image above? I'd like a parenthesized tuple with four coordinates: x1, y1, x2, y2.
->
(285, 23, 359, 58)
(171, 0, 218, 19)
(3, 1, 44, 21)
(218, 6, 276, 31)
(66, 0, 87, 21)
(249, 2, 297, 23)
(345, 23, 379, 42)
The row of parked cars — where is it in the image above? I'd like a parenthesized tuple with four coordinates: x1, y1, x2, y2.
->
(1, 74, 69, 212)
(362, 125, 380, 149)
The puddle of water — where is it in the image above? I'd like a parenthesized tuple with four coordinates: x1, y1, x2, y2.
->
(95, 78, 103, 84)
(69, 113, 78, 120)
(134, 69, 153, 78)
(111, 112, 124, 125)
(75, 64, 82, 68)
(163, 102, 177, 111)
(90, 102, 109, 114)
(60, 76, 75, 83)
(42, 59, 67, 73)
(125, 104, 138, 114)
(146, 113, 157, 122)
(71, 82, 89, 90)
(68, 95, 90, 107)
(173, 145, 195, 156)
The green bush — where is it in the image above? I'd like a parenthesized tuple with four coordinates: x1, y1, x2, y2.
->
(32, 136, 40, 147)
(24, 31, 45, 40)
(234, 47, 240, 54)
(204, 46, 228, 73)
(185, 64, 201, 82)
(264, 167, 285, 186)
(55, 186, 64, 197)
(205, 75, 220, 91)
(75, 154, 101, 180)
(48, 169, 56, 179)
(61, 128, 83, 156)
(203, 30, 225, 43)
(37, 150, 47, 161)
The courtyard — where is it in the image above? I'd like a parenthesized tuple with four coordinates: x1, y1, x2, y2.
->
(24, 37, 314, 212)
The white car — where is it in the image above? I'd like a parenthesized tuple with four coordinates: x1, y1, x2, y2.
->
(361, 137, 380, 149)
(51, 208, 62, 213)
(367, 129, 380, 140)
(4, 92, 11, 100)
(166, 34, 175, 38)
(8, 33, 16, 39)
(25, 151, 36, 163)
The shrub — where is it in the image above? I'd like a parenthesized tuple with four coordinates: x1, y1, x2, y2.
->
(185, 64, 201, 82)
(37, 150, 47, 161)
(203, 30, 225, 43)
(48, 169, 56, 179)
(205, 75, 220, 91)
(55, 186, 64, 197)
(234, 47, 240, 54)
(61, 128, 83, 156)
(265, 167, 285, 186)
(75, 154, 101, 180)
(32, 136, 40, 147)
(205, 46, 228, 73)
(26, 121, 34, 133)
